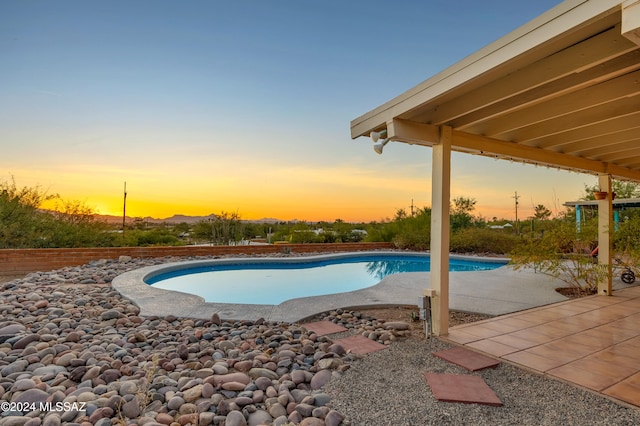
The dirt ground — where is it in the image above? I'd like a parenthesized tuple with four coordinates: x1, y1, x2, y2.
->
(355, 306, 491, 340)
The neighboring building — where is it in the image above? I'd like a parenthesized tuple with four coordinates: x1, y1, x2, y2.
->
(564, 198, 640, 231)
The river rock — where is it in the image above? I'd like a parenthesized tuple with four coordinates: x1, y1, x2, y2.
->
(299, 417, 325, 426)
(182, 384, 203, 402)
(121, 396, 141, 419)
(0, 323, 26, 335)
(383, 321, 410, 330)
(210, 372, 251, 386)
(0, 255, 403, 426)
(325, 410, 345, 426)
(224, 410, 248, 426)
(248, 368, 279, 380)
(310, 369, 333, 390)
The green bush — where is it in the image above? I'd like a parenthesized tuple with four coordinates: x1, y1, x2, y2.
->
(509, 219, 603, 294)
(1, 178, 53, 248)
(393, 231, 430, 250)
(0, 178, 117, 248)
(389, 209, 432, 250)
(364, 221, 399, 243)
(124, 229, 183, 246)
(614, 211, 640, 257)
(289, 230, 320, 244)
(450, 228, 519, 255)
(38, 215, 117, 247)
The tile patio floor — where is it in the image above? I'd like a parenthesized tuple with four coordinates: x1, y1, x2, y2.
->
(443, 286, 640, 408)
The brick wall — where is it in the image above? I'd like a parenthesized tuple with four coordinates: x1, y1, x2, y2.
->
(0, 242, 394, 276)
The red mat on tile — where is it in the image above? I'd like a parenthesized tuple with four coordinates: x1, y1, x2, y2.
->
(332, 334, 387, 355)
(432, 347, 501, 371)
(425, 372, 503, 406)
(301, 321, 347, 336)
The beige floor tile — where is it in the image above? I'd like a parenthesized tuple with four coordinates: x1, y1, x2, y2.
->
(454, 290, 640, 408)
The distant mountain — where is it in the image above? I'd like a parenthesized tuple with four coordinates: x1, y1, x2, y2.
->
(93, 213, 215, 224)
(145, 214, 218, 224)
(250, 218, 284, 224)
(91, 214, 125, 224)
(93, 213, 287, 225)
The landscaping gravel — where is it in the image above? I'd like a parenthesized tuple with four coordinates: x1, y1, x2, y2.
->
(325, 338, 640, 425)
(1, 256, 639, 425)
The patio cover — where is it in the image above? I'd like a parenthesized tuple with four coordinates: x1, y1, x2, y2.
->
(350, 0, 640, 335)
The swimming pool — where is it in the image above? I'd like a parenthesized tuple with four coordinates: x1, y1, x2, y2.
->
(145, 252, 506, 305)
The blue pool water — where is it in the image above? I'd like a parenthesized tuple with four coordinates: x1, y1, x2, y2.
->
(146, 253, 506, 305)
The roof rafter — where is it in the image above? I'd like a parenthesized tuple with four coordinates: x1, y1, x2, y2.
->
(451, 129, 640, 181)
(473, 69, 640, 137)
(351, 1, 640, 184)
(453, 49, 640, 131)
(427, 25, 637, 126)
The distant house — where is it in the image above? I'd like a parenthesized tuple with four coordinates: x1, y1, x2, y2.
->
(489, 223, 513, 230)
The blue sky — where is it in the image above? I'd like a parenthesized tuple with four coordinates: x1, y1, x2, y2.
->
(1, 0, 589, 221)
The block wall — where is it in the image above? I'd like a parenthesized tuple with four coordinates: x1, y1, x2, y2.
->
(0, 242, 394, 276)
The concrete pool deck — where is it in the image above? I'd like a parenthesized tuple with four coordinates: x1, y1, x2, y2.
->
(110, 253, 590, 323)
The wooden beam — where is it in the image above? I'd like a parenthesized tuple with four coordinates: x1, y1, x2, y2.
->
(499, 95, 640, 142)
(479, 70, 640, 137)
(451, 130, 640, 181)
(623, 0, 640, 46)
(432, 26, 638, 125)
(543, 127, 640, 154)
(386, 119, 439, 146)
(350, 1, 624, 139)
(526, 111, 640, 149)
(454, 50, 640, 130)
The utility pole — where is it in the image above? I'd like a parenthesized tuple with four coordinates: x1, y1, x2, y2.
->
(411, 198, 415, 217)
(122, 182, 127, 243)
(513, 191, 520, 235)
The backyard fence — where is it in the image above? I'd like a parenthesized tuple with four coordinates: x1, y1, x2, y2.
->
(0, 242, 394, 277)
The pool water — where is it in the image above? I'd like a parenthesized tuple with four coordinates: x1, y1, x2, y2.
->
(146, 254, 505, 305)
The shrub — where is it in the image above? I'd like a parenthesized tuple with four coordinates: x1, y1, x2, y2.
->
(390, 210, 432, 250)
(364, 221, 399, 243)
(393, 231, 430, 250)
(614, 212, 640, 258)
(450, 228, 519, 255)
(124, 229, 182, 246)
(510, 220, 603, 295)
(0, 177, 118, 248)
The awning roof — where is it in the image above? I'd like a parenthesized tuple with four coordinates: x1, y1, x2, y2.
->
(564, 197, 640, 207)
(351, 0, 640, 182)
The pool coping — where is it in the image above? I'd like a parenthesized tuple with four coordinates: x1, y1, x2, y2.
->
(111, 251, 567, 323)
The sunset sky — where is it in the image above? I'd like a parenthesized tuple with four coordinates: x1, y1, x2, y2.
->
(1, 0, 595, 222)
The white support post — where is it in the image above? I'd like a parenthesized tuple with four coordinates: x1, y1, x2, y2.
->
(430, 126, 452, 336)
(597, 174, 613, 295)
